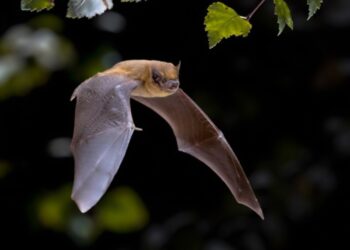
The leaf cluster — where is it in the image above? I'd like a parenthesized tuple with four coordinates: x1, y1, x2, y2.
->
(21, 0, 146, 19)
(204, 0, 324, 48)
(20, 0, 324, 48)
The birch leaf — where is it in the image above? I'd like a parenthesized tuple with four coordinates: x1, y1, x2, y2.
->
(205, 2, 252, 49)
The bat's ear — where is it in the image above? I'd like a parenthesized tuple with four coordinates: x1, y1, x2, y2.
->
(176, 61, 181, 73)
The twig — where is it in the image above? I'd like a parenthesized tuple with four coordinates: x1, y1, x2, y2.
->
(246, 0, 267, 21)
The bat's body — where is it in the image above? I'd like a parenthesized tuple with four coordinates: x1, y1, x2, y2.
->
(71, 60, 263, 219)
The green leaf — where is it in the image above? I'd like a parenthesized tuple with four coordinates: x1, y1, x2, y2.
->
(273, 0, 293, 35)
(96, 187, 149, 233)
(204, 2, 252, 49)
(21, 0, 54, 12)
(307, 0, 323, 20)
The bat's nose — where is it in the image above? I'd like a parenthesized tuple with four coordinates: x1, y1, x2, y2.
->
(166, 79, 179, 90)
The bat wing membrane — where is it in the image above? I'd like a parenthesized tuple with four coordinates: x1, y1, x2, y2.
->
(71, 75, 138, 213)
(132, 89, 263, 219)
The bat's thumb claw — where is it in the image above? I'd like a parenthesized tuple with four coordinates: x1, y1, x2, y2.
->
(134, 126, 143, 131)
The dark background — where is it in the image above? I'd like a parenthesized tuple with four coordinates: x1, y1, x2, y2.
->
(0, 0, 349, 249)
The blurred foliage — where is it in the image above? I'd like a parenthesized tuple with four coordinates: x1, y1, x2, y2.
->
(0, 15, 74, 99)
(0, 13, 124, 100)
(20, 0, 144, 19)
(0, 160, 11, 178)
(76, 46, 121, 80)
(96, 187, 149, 233)
(21, 0, 55, 12)
(36, 184, 100, 245)
(36, 185, 72, 231)
(67, 0, 113, 19)
(47, 137, 72, 158)
(29, 14, 64, 31)
(36, 185, 148, 244)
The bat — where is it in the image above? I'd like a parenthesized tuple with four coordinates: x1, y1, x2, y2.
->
(70, 60, 263, 219)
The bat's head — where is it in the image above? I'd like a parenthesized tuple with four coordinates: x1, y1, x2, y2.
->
(148, 61, 180, 96)
(115, 60, 181, 98)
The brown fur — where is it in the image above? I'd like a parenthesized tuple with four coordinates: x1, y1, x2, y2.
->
(99, 60, 179, 97)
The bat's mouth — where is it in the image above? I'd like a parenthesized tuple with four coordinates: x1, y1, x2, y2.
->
(164, 79, 179, 92)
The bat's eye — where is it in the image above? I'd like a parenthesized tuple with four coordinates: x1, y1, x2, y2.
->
(152, 69, 163, 84)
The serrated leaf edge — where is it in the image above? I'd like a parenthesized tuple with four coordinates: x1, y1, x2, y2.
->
(307, 0, 323, 20)
(273, 0, 293, 36)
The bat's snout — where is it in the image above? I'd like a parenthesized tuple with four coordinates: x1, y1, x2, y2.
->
(165, 79, 179, 91)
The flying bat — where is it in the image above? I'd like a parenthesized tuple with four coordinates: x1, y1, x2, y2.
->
(70, 60, 263, 219)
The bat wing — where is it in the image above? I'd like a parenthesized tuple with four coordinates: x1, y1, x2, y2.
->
(132, 89, 263, 219)
(71, 74, 139, 213)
